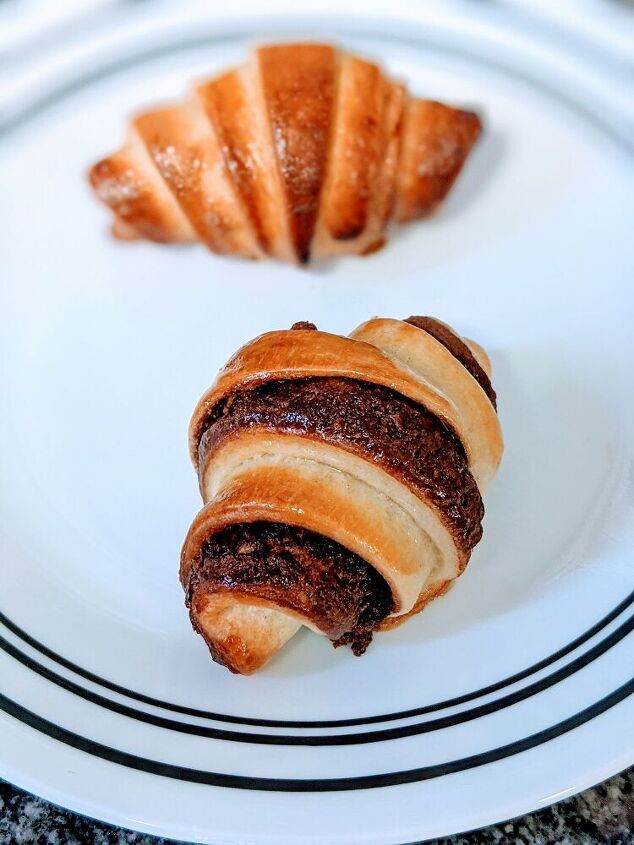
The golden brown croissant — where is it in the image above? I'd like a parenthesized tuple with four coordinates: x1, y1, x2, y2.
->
(89, 43, 482, 263)
(181, 316, 503, 674)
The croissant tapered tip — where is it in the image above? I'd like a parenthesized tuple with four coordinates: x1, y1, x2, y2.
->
(190, 593, 301, 675)
(395, 101, 482, 222)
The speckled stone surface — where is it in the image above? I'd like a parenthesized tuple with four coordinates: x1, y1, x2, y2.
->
(1, 769, 632, 844)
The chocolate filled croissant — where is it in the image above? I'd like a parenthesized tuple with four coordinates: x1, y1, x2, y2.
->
(181, 316, 503, 673)
(89, 43, 482, 264)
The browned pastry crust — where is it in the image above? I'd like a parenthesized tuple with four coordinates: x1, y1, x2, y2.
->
(404, 316, 497, 408)
(181, 456, 440, 619)
(348, 319, 502, 490)
(89, 43, 482, 263)
(188, 327, 501, 489)
(180, 316, 503, 673)
(197, 378, 484, 558)
(395, 101, 482, 222)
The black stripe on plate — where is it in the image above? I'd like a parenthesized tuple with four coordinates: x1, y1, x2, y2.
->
(2, 609, 633, 745)
(1, 590, 633, 729)
(1, 676, 633, 791)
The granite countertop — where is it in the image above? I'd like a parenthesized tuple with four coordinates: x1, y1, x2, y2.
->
(1, 768, 632, 845)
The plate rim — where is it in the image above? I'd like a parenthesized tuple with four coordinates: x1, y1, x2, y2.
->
(1, 3, 634, 843)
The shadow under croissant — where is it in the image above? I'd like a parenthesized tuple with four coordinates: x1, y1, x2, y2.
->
(303, 129, 509, 277)
(226, 342, 624, 678)
(401, 346, 625, 640)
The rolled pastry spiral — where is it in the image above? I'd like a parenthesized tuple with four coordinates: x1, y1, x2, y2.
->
(181, 316, 503, 674)
(89, 43, 482, 264)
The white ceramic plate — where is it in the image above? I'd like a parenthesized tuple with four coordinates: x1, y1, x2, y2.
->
(1, 3, 633, 843)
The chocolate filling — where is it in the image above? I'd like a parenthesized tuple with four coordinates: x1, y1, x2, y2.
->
(405, 315, 497, 409)
(199, 378, 483, 556)
(290, 320, 317, 331)
(186, 521, 393, 663)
